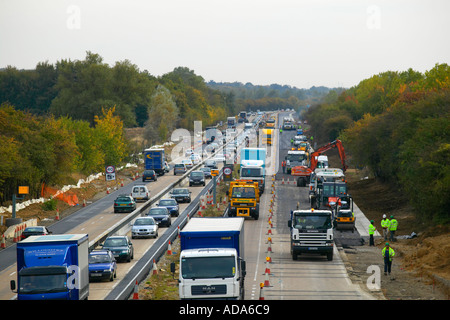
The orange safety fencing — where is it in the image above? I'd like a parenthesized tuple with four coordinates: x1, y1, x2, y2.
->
(41, 184, 79, 206)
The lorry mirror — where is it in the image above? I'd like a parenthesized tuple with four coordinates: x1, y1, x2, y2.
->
(288, 220, 292, 228)
(241, 260, 246, 274)
(10, 280, 16, 291)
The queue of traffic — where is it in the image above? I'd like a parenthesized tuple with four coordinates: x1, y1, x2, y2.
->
(7, 111, 275, 300)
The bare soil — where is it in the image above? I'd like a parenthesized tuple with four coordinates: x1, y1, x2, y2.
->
(331, 152, 450, 300)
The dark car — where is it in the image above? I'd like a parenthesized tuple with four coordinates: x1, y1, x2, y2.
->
(89, 250, 117, 282)
(157, 198, 179, 217)
(199, 167, 212, 179)
(146, 207, 171, 227)
(204, 159, 218, 169)
(142, 169, 157, 182)
(102, 236, 134, 262)
(113, 194, 136, 213)
(189, 171, 205, 186)
(21, 226, 52, 240)
(170, 188, 192, 203)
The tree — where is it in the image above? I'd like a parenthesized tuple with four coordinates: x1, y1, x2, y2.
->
(145, 85, 179, 144)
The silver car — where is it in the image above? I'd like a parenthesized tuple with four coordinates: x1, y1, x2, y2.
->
(174, 163, 187, 175)
(131, 217, 158, 239)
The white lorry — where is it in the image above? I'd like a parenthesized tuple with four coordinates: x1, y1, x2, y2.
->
(177, 218, 246, 300)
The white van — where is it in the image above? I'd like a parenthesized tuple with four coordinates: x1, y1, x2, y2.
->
(131, 185, 150, 202)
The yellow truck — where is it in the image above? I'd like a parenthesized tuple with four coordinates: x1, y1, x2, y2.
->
(227, 180, 260, 220)
(265, 118, 276, 128)
(262, 128, 273, 145)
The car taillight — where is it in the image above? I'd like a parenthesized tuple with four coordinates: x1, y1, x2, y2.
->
(114, 203, 118, 206)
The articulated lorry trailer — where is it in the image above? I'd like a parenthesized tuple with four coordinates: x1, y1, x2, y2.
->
(144, 148, 166, 176)
(11, 234, 89, 300)
(177, 217, 246, 300)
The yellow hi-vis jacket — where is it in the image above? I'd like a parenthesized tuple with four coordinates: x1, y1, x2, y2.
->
(389, 219, 398, 231)
(382, 247, 395, 261)
(381, 219, 390, 228)
(369, 223, 377, 235)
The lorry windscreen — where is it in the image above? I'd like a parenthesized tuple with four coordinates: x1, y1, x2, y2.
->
(241, 168, 262, 177)
(293, 215, 332, 230)
(323, 184, 347, 196)
(286, 154, 306, 162)
(232, 187, 255, 198)
(19, 273, 67, 294)
(181, 256, 236, 279)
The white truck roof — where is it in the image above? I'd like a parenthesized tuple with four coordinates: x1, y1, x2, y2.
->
(315, 168, 344, 177)
(241, 160, 264, 167)
(20, 234, 88, 244)
(180, 248, 237, 257)
(182, 217, 244, 233)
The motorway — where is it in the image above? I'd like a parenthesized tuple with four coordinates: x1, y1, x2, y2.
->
(242, 112, 375, 300)
(0, 111, 376, 300)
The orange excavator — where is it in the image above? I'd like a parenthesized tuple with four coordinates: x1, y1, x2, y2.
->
(291, 139, 348, 187)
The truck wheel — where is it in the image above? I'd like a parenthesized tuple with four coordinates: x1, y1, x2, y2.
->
(292, 253, 298, 261)
(327, 253, 333, 261)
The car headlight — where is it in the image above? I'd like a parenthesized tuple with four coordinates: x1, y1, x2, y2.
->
(122, 250, 129, 253)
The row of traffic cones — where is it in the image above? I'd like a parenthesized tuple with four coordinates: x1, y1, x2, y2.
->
(260, 175, 277, 300)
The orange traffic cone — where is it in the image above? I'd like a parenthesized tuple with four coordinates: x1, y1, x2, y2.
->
(13, 228, 18, 243)
(1, 234, 6, 248)
(264, 269, 270, 287)
(152, 259, 158, 275)
(259, 283, 265, 300)
(132, 280, 139, 300)
(167, 241, 172, 255)
(55, 209, 60, 221)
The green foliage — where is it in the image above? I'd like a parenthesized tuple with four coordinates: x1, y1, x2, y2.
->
(41, 198, 57, 211)
(316, 64, 450, 224)
(0, 103, 127, 204)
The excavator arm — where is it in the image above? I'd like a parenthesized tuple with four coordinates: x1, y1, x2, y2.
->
(310, 139, 348, 172)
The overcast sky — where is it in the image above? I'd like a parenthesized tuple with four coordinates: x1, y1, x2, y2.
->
(0, 0, 449, 88)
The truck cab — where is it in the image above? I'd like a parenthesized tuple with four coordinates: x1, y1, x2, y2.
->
(288, 209, 334, 261)
(227, 180, 260, 220)
(285, 150, 307, 174)
(179, 248, 245, 299)
(11, 234, 89, 300)
(177, 218, 246, 300)
(309, 168, 345, 209)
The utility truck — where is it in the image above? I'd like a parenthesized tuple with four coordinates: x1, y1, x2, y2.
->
(288, 209, 334, 261)
(240, 148, 266, 194)
(285, 150, 307, 174)
(177, 217, 246, 300)
(291, 139, 347, 187)
(11, 234, 89, 300)
(227, 180, 260, 220)
(309, 168, 346, 209)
